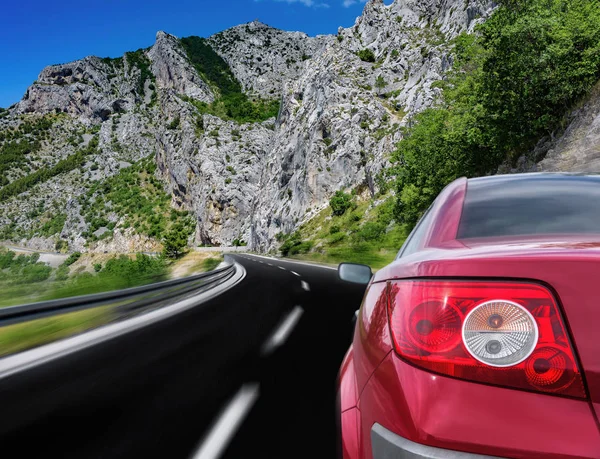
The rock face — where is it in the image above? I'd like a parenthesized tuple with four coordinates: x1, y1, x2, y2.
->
(537, 83, 600, 173)
(149, 31, 214, 103)
(208, 21, 330, 98)
(1, 0, 499, 253)
(250, 0, 496, 250)
(17, 56, 141, 123)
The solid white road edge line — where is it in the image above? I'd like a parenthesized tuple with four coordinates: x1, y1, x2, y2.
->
(0, 263, 247, 380)
(301, 281, 311, 292)
(190, 383, 260, 459)
(260, 305, 304, 356)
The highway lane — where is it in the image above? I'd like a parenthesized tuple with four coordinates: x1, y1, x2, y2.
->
(220, 254, 365, 459)
(0, 254, 365, 458)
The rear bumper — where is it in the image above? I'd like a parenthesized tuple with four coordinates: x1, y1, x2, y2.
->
(371, 424, 501, 459)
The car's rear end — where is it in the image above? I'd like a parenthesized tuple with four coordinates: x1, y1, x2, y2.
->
(339, 174, 600, 458)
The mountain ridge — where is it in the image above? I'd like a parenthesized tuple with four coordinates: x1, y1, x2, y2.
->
(0, 0, 500, 254)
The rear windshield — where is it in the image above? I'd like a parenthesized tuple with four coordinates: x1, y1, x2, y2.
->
(458, 174, 600, 239)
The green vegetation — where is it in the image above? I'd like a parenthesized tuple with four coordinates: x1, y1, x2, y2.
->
(0, 247, 169, 308)
(0, 251, 170, 356)
(81, 156, 196, 244)
(0, 249, 51, 287)
(179, 36, 280, 123)
(39, 213, 66, 237)
(202, 257, 221, 271)
(278, 195, 407, 269)
(63, 252, 81, 266)
(392, 0, 600, 225)
(0, 115, 58, 186)
(329, 191, 352, 216)
(0, 306, 111, 358)
(0, 137, 98, 202)
(0, 140, 41, 186)
(357, 49, 376, 63)
(375, 75, 387, 95)
(167, 116, 180, 130)
(162, 223, 194, 259)
(125, 49, 155, 98)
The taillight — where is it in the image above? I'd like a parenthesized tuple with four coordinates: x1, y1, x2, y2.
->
(387, 280, 586, 398)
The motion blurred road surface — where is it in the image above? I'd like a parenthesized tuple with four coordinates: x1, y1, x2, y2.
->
(0, 254, 365, 458)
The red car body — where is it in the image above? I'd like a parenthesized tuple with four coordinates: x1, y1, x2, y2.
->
(338, 174, 600, 458)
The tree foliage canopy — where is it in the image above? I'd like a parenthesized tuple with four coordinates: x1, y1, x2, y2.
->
(392, 0, 600, 226)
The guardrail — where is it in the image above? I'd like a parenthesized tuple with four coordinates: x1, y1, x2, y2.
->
(0, 263, 235, 327)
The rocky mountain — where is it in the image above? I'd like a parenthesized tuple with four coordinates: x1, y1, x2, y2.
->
(0, 0, 496, 253)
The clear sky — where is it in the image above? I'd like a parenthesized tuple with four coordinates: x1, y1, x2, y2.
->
(0, 0, 370, 108)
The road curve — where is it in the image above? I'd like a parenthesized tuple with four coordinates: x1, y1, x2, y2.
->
(0, 254, 365, 458)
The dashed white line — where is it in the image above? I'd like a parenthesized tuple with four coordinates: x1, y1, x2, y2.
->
(291, 271, 300, 277)
(278, 266, 286, 271)
(245, 254, 337, 271)
(301, 281, 311, 292)
(190, 384, 260, 459)
(260, 305, 304, 356)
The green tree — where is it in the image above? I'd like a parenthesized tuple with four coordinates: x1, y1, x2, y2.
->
(162, 223, 191, 259)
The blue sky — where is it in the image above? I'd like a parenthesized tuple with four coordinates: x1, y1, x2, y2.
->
(0, 0, 369, 107)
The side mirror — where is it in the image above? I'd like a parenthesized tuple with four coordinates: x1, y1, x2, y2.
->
(338, 263, 372, 285)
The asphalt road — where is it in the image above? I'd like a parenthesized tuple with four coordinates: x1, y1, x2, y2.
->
(0, 254, 365, 458)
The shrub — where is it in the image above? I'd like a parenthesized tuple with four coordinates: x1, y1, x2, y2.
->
(55, 265, 69, 281)
(358, 49, 376, 63)
(329, 191, 352, 216)
(20, 263, 52, 283)
(353, 222, 386, 242)
(375, 75, 387, 95)
(0, 250, 15, 269)
(63, 252, 81, 267)
(167, 116, 180, 130)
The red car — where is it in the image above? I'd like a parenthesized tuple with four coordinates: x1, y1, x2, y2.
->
(337, 173, 600, 459)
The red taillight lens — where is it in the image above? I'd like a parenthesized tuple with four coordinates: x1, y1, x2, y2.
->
(387, 280, 586, 398)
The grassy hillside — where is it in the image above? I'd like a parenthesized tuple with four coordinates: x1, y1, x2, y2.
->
(278, 193, 408, 270)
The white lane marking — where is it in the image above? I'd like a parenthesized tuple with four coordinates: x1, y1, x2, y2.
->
(0, 264, 246, 380)
(291, 271, 300, 277)
(301, 281, 311, 292)
(267, 263, 273, 267)
(190, 384, 260, 459)
(246, 254, 337, 271)
(260, 305, 304, 356)
(278, 266, 286, 271)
